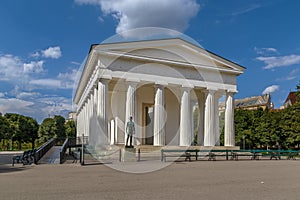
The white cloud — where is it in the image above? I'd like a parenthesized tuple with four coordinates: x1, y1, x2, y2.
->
(42, 46, 62, 59)
(16, 92, 40, 99)
(75, 0, 200, 36)
(276, 68, 299, 81)
(256, 54, 300, 69)
(0, 54, 24, 81)
(254, 47, 278, 55)
(0, 92, 5, 98)
(29, 69, 79, 90)
(23, 60, 45, 74)
(262, 85, 279, 95)
(0, 98, 34, 114)
(29, 79, 61, 88)
(0, 95, 72, 123)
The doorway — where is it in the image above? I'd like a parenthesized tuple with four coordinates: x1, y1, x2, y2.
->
(142, 104, 154, 145)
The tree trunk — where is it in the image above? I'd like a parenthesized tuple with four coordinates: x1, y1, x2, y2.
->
(31, 139, 35, 149)
(18, 141, 22, 150)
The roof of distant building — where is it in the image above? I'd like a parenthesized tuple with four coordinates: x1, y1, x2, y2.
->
(234, 94, 271, 109)
(284, 92, 298, 106)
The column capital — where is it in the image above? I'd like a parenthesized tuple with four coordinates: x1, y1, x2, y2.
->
(226, 90, 237, 95)
(204, 89, 217, 95)
(126, 78, 140, 85)
(154, 84, 166, 90)
(181, 86, 193, 92)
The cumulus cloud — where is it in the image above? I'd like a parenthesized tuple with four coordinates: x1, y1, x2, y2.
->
(0, 98, 34, 114)
(23, 61, 45, 74)
(29, 79, 61, 88)
(29, 69, 79, 90)
(262, 85, 279, 95)
(256, 54, 300, 69)
(0, 54, 24, 81)
(75, 0, 200, 37)
(42, 46, 62, 59)
(0, 95, 72, 123)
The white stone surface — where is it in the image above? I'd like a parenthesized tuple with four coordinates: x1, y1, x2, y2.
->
(153, 85, 165, 146)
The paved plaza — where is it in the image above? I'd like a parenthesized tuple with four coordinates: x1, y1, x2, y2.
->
(0, 155, 300, 200)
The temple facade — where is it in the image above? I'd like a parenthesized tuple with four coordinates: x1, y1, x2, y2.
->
(73, 38, 245, 147)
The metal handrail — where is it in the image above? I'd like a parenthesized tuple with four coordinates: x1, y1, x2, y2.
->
(59, 138, 69, 164)
(34, 138, 56, 164)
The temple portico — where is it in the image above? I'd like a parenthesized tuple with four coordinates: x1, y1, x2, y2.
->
(74, 38, 245, 148)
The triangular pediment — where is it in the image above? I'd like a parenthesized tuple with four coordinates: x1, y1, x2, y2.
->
(93, 38, 246, 74)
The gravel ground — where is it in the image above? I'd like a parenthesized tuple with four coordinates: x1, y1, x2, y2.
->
(0, 156, 300, 200)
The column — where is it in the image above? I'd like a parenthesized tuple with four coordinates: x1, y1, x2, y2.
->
(124, 82, 137, 144)
(197, 92, 205, 146)
(204, 90, 215, 146)
(97, 79, 108, 145)
(214, 93, 222, 146)
(224, 92, 235, 146)
(88, 96, 92, 138)
(180, 87, 192, 146)
(190, 100, 197, 146)
(153, 85, 165, 146)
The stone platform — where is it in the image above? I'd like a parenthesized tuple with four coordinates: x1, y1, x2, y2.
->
(121, 147, 137, 162)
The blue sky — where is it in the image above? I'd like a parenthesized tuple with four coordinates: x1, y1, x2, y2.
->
(0, 0, 299, 122)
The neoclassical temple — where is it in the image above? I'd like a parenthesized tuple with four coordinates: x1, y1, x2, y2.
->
(74, 38, 245, 147)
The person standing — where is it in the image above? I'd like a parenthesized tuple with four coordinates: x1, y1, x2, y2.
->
(126, 116, 135, 147)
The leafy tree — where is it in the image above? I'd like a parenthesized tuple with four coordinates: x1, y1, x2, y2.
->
(65, 120, 76, 138)
(53, 115, 66, 138)
(38, 118, 57, 143)
(23, 116, 39, 149)
(0, 113, 11, 149)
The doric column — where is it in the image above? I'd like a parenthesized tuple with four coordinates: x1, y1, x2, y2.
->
(214, 93, 222, 146)
(225, 91, 235, 146)
(97, 79, 108, 145)
(204, 90, 216, 146)
(180, 87, 192, 146)
(197, 91, 205, 146)
(125, 82, 137, 144)
(83, 103, 87, 136)
(190, 100, 197, 146)
(153, 84, 165, 146)
(87, 97, 91, 138)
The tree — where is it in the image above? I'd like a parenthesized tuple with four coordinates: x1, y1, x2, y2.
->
(53, 115, 66, 138)
(0, 113, 11, 149)
(65, 120, 76, 138)
(38, 118, 57, 143)
(23, 116, 39, 149)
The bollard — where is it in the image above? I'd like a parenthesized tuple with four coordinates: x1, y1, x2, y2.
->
(81, 134, 84, 166)
(137, 149, 141, 162)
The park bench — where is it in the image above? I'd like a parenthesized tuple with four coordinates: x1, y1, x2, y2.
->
(278, 150, 298, 160)
(12, 149, 36, 166)
(161, 149, 199, 162)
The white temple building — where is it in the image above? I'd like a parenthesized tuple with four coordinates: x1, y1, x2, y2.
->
(74, 38, 245, 147)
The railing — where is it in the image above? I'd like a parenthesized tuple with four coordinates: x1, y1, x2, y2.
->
(34, 138, 56, 164)
(59, 138, 69, 164)
(59, 136, 89, 164)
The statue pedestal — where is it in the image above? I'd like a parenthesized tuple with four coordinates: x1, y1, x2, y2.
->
(122, 147, 136, 162)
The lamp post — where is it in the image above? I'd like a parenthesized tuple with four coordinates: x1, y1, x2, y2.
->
(243, 135, 246, 150)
